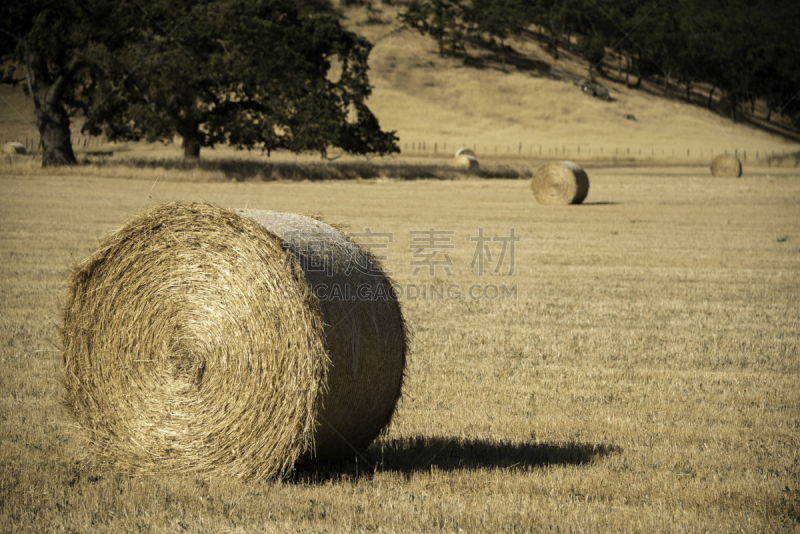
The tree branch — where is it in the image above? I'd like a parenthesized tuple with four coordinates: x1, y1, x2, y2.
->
(47, 53, 82, 105)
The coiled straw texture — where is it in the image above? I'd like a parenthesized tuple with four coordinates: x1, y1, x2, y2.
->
(710, 154, 742, 177)
(61, 202, 406, 479)
(531, 161, 590, 205)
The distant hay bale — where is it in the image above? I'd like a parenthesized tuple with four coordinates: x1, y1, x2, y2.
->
(61, 202, 406, 479)
(2, 142, 26, 155)
(454, 154, 479, 172)
(455, 147, 476, 158)
(710, 154, 742, 177)
(531, 161, 590, 205)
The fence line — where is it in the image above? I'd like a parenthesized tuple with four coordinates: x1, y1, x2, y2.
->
(3, 136, 795, 165)
(399, 141, 797, 163)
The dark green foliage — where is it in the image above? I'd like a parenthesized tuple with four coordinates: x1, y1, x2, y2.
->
(82, 0, 398, 158)
(1, 0, 140, 165)
(399, 0, 472, 59)
(1, 0, 398, 164)
(471, 0, 529, 70)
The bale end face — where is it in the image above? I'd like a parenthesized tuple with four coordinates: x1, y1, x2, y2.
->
(710, 154, 742, 177)
(531, 161, 590, 205)
(454, 154, 479, 173)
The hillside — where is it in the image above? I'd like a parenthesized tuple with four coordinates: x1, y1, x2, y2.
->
(339, 3, 800, 163)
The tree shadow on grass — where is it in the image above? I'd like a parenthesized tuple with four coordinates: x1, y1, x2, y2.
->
(112, 156, 531, 182)
(292, 436, 621, 484)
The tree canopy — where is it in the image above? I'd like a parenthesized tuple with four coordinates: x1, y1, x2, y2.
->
(1, 0, 398, 165)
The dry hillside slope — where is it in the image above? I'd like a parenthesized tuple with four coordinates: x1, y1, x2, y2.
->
(346, 4, 799, 162)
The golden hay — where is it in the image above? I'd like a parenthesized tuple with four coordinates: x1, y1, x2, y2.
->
(454, 154, 479, 172)
(61, 202, 406, 479)
(530, 161, 590, 205)
(2, 142, 26, 155)
(455, 147, 476, 158)
(710, 154, 742, 177)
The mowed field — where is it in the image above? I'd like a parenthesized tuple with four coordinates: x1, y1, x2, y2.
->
(1, 161, 798, 532)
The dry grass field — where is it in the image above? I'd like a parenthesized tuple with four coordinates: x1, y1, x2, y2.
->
(1, 159, 799, 532)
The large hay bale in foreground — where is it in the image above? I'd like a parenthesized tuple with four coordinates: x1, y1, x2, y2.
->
(531, 161, 590, 205)
(454, 154, 479, 172)
(61, 202, 406, 479)
(2, 142, 26, 155)
(710, 154, 742, 177)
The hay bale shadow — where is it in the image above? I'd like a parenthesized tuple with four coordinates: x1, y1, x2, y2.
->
(292, 436, 621, 484)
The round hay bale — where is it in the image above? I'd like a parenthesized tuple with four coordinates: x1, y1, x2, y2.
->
(61, 202, 406, 479)
(454, 154, 479, 172)
(2, 142, 26, 155)
(531, 161, 590, 205)
(455, 147, 476, 158)
(710, 154, 742, 177)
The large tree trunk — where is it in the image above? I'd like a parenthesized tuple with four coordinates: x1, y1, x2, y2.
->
(183, 137, 201, 158)
(24, 42, 79, 167)
(180, 122, 202, 159)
